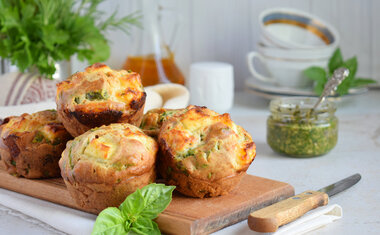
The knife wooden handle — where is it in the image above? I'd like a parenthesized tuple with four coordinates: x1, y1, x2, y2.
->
(248, 190, 329, 233)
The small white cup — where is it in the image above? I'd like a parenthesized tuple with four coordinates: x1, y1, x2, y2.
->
(189, 62, 234, 114)
(246, 51, 328, 88)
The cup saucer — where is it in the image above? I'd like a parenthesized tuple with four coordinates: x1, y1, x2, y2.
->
(244, 77, 368, 99)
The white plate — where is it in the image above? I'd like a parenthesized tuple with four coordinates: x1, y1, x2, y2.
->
(245, 77, 368, 98)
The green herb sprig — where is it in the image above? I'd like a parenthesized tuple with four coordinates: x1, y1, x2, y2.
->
(92, 183, 175, 235)
(303, 48, 377, 96)
(0, 0, 140, 79)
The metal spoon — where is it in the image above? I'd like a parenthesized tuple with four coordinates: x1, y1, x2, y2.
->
(312, 67, 350, 111)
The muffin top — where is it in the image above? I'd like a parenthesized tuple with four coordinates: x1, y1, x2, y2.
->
(158, 106, 256, 181)
(140, 107, 190, 136)
(0, 110, 69, 145)
(56, 63, 146, 114)
(61, 123, 158, 178)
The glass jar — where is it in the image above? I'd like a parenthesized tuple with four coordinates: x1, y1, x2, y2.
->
(267, 97, 338, 158)
(123, 0, 185, 86)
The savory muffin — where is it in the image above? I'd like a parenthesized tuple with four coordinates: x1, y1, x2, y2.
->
(59, 123, 157, 213)
(0, 110, 71, 178)
(158, 106, 256, 198)
(56, 63, 146, 137)
(140, 107, 191, 137)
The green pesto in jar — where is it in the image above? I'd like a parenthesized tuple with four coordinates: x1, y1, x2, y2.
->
(267, 97, 338, 157)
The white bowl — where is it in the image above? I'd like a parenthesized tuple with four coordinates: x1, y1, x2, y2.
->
(246, 51, 329, 88)
(257, 42, 336, 60)
(259, 8, 340, 51)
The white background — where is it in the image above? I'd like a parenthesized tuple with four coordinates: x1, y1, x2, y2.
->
(72, 0, 380, 90)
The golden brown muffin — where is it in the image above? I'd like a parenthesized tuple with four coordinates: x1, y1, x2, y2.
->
(56, 63, 146, 137)
(59, 123, 158, 213)
(0, 110, 72, 178)
(140, 107, 191, 137)
(158, 106, 256, 198)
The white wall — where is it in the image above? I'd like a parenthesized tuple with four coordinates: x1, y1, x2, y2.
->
(73, 0, 380, 90)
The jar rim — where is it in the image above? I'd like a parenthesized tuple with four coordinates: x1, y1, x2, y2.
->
(269, 97, 336, 115)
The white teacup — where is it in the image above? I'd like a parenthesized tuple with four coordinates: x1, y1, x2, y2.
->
(246, 51, 328, 88)
(257, 42, 334, 60)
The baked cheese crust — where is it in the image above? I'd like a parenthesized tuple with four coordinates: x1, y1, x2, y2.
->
(56, 63, 146, 137)
(140, 107, 191, 137)
(0, 110, 71, 178)
(158, 105, 256, 197)
(59, 123, 158, 212)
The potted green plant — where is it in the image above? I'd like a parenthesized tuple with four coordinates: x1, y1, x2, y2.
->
(0, 0, 140, 106)
(0, 0, 140, 79)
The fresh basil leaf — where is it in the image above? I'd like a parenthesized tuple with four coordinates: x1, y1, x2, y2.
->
(119, 188, 145, 219)
(92, 207, 127, 235)
(344, 56, 358, 78)
(130, 217, 160, 235)
(336, 78, 351, 95)
(303, 67, 327, 82)
(304, 47, 375, 96)
(93, 184, 175, 235)
(120, 184, 175, 220)
(351, 78, 377, 87)
(303, 67, 327, 96)
(139, 184, 176, 219)
(314, 81, 325, 96)
(328, 48, 343, 73)
(336, 57, 358, 95)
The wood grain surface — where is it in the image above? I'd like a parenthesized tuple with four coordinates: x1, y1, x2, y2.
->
(0, 162, 294, 235)
(248, 190, 329, 232)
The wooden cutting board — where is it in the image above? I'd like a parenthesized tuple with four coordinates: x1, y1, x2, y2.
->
(0, 162, 294, 235)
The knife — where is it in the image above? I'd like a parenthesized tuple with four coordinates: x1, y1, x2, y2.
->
(248, 173, 361, 232)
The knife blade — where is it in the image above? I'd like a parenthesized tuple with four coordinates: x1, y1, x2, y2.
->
(248, 173, 361, 233)
(318, 173, 361, 197)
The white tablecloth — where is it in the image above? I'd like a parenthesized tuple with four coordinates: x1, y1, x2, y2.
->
(1, 90, 380, 235)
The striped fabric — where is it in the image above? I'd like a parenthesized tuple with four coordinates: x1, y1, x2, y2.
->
(0, 72, 57, 106)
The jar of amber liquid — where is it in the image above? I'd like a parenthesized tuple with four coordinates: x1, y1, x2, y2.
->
(123, 0, 185, 86)
(267, 97, 338, 157)
(123, 52, 185, 87)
